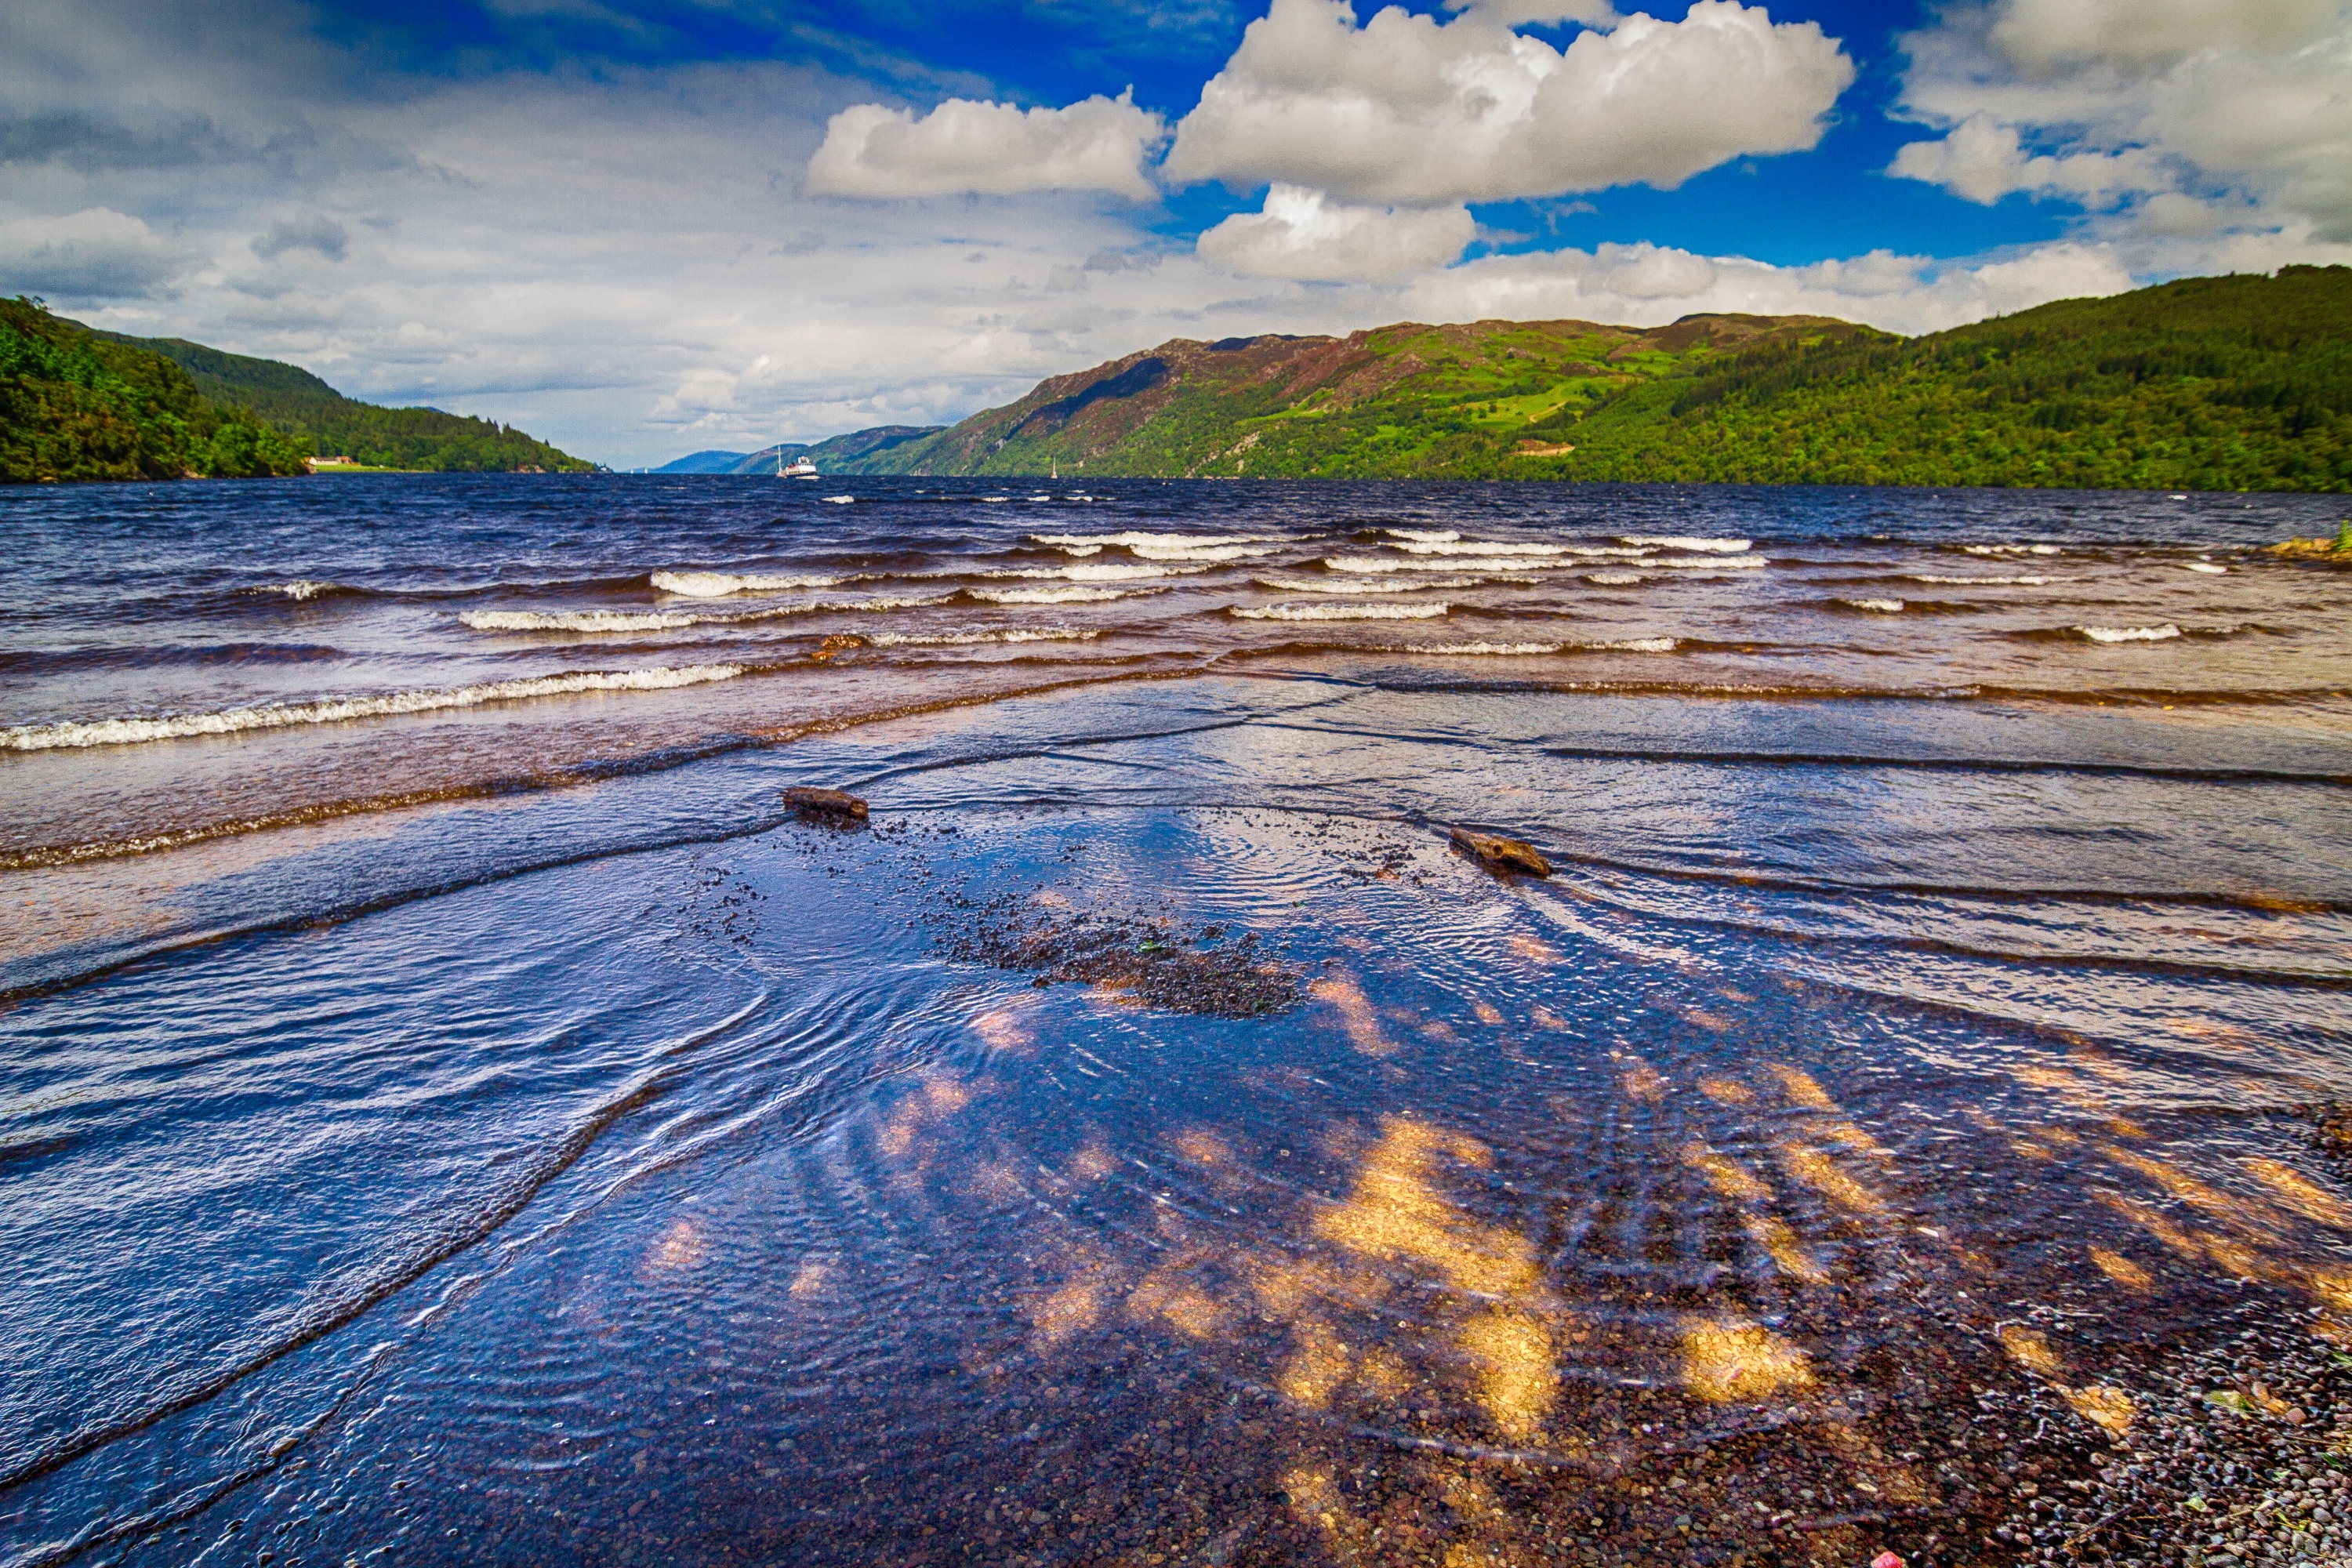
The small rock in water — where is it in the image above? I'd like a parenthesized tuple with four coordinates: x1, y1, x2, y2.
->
(785, 786, 869, 822)
(1449, 826, 1552, 877)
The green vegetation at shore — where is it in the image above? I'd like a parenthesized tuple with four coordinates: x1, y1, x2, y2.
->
(823, 266, 2349, 492)
(0, 296, 591, 483)
(97, 330, 592, 474)
(1, 296, 309, 482)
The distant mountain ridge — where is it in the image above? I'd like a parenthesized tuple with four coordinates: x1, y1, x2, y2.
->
(782, 267, 2347, 492)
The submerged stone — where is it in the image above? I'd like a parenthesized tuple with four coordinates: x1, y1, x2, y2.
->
(1449, 826, 1552, 877)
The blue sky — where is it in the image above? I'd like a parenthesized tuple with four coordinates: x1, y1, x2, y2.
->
(3, 0, 2345, 465)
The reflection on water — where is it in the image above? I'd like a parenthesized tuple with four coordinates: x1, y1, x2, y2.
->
(3, 676, 2348, 1567)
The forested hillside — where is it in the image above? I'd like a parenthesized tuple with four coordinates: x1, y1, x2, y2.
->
(1545, 266, 2351, 492)
(101, 332, 591, 474)
(823, 267, 2349, 492)
(1, 297, 308, 483)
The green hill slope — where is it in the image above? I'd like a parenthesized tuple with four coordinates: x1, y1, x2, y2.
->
(830, 267, 2349, 492)
(1, 296, 309, 483)
(1544, 265, 2351, 492)
(99, 330, 592, 474)
(841, 315, 1864, 479)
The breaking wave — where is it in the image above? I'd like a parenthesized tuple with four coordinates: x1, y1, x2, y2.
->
(461, 609, 698, 633)
(1230, 602, 1450, 621)
(1374, 641, 1564, 655)
(1032, 532, 1271, 550)
(1253, 573, 1480, 595)
(1961, 544, 2062, 557)
(650, 570, 843, 597)
(1840, 598, 1906, 614)
(1621, 535, 1750, 553)
(1585, 572, 1644, 586)
(967, 585, 1133, 605)
(989, 562, 1202, 583)
(1384, 528, 1459, 543)
(2, 665, 750, 752)
(2075, 624, 2183, 643)
(1389, 540, 1570, 557)
(861, 629, 1101, 646)
(1906, 574, 2053, 586)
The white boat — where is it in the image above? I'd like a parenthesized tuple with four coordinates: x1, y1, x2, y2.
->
(779, 456, 818, 478)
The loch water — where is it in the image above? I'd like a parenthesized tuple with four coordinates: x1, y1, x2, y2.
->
(2, 476, 2350, 1567)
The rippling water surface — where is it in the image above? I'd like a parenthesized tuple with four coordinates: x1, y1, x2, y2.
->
(2, 476, 2350, 1567)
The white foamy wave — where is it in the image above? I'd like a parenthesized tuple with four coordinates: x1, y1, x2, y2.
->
(822, 495, 855, 504)
(1391, 540, 1568, 557)
(1057, 545, 1103, 557)
(1650, 554, 1768, 569)
(651, 570, 842, 597)
(1621, 535, 1750, 553)
(968, 585, 1131, 604)
(2075, 624, 2181, 643)
(461, 609, 697, 633)
(1962, 544, 2061, 556)
(1230, 601, 1449, 621)
(824, 593, 957, 613)
(274, 580, 339, 601)
(1325, 554, 1563, 574)
(1585, 572, 1643, 586)
(2183, 561, 2228, 574)
(1033, 530, 1272, 549)
(1587, 637, 1679, 652)
(1254, 573, 1480, 595)
(3, 665, 748, 753)
(990, 561, 1200, 583)
(1384, 528, 1459, 543)
(1840, 598, 1905, 613)
(1905, 574, 2053, 586)
(1129, 543, 1275, 563)
(982, 496, 1011, 503)
(1375, 641, 1564, 655)
(862, 628, 1100, 646)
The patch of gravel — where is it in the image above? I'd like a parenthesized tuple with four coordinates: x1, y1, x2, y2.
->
(933, 894, 1307, 1018)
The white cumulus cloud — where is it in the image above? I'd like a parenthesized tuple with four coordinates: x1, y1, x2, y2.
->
(1163, 0, 1856, 205)
(1892, 0, 2352, 242)
(0, 205, 191, 298)
(1196, 183, 1475, 280)
(806, 92, 1164, 200)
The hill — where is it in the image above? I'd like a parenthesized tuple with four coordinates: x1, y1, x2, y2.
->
(2, 296, 309, 483)
(649, 449, 749, 474)
(838, 317, 1861, 480)
(822, 267, 2350, 492)
(97, 329, 592, 474)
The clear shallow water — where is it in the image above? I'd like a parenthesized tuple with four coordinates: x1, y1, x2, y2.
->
(2, 479, 2351, 1568)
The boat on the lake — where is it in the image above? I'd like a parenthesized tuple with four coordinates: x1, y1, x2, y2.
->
(779, 456, 818, 478)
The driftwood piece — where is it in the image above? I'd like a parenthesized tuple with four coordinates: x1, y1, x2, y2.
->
(785, 786, 869, 821)
(1449, 826, 1552, 877)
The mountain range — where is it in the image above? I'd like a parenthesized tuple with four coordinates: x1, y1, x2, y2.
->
(690, 265, 2349, 494)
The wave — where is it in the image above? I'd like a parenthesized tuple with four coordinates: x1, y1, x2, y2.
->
(1960, 544, 2061, 556)
(1324, 554, 1560, 575)
(1389, 540, 1570, 557)
(967, 585, 1132, 604)
(2075, 624, 2182, 643)
(1650, 554, 1768, 569)
(862, 628, 1101, 646)
(1253, 573, 1481, 595)
(461, 609, 698, 633)
(1838, 598, 1905, 614)
(1032, 531, 1271, 550)
(270, 580, 343, 601)
(1128, 543, 1275, 563)
(822, 495, 855, 504)
(1587, 637, 1679, 652)
(1906, 574, 2053, 586)
(1230, 601, 1450, 621)
(1055, 545, 1103, 557)
(990, 561, 1203, 583)
(1384, 528, 1460, 543)
(650, 570, 843, 597)
(2183, 562, 2229, 574)
(1585, 572, 1644, 586)
(1373, 641, 1564, 655)
(2, 665, 750, 752)
(1620, 535, 1751, 553)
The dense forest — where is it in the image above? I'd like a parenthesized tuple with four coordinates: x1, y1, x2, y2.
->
(1541, 266, 2351, 492)
(0, 296, 310, 483)
(98, 330, 591, 474)
(815, 266, 2350, 492)
(0, 296, 591, 483)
